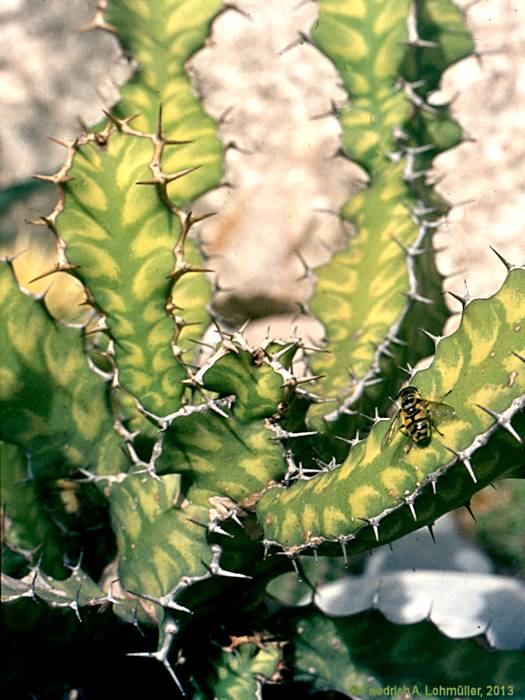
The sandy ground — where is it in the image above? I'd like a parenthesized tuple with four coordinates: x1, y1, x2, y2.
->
(0, 0, 523, 342)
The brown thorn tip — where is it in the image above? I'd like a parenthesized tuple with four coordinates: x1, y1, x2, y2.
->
(48, 136, 71, 148)
(489, 245, 513, 271)
(136, 179, 159, 186)
(102, 110, 121, 128)
(166, 165, 202, 182)
(164, 138, 194, 146)
(28, 265, 78, 284)
(189, 210, 217, 225)
(156, 104, 163, 139)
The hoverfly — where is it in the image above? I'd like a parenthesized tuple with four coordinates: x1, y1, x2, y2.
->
(381, 385, 455, 452)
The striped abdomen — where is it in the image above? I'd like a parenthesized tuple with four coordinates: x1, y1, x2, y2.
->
(398, 386, 431, 443)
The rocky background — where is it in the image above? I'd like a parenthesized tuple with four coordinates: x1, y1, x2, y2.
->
(1, 0, 523, 343)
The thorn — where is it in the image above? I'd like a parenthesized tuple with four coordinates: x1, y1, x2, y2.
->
(427, 522, 436, 544)
(442, 444, 477, 483)
(128, 620, 185, 695)
(337, 539, 347, 567)
(32, 174, 75, 185)
(511, 351, 525, 363)
(403, 291, 434, 305)
(428, 473, 438, 495)
(28, 263, 79, 284)
(447, 289, 468, 308)
(156, 104, 164, 140)
(359, 516, 380, 542)
(489, 246, 516, 271)
(208, 522, 233, 538)
(263, 540, 272, 559)
(475, 404, 522, 443)
(101, 109, 122, 129)
(187, 338, 216, 350)
(163, 137, 194, 146)
(128, 589, 191, 614)
(223, 2, 253, 20)
(310, 100, 340, 120)
(70, 586, 83, 623)
(165, 165, 202, 183)
(236, 318, 250, 335)
(405, 496, 417, 522)
(463, 501, 477, 522)
(399, 362, 415, 377)
(47, 136, 74, 149)
(187, 209, 216, 225)
(292, 374, 326, 387)
(277, 31, 310, 55)
(363, 376, 384, 388)
(418, 327, 442, 344)
(391, 235, 425, 257)
(207, 544, 252, 579)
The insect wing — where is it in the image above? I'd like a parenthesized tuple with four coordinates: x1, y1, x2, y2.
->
(381, 410, 402, 450)
(425, 400, 455, 424)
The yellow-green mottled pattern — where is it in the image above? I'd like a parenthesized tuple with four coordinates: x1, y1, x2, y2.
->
(307, 0, 473, 419)
(309, 165, 417, 407)
(258, 270, 525, 547)
(0, 264, 127, 476)
(202, 349, 285, 423)
(308, 0, 417, 409)
(0, 442, 66, 576)
(58, 130, 211, 415)
(105, 0, 223, 203)
(109, 473, 213, 597)
(313, 0, 411, 173)
(193, 643, 282, 700)
(158, 406, 286, 507)
(404, 0, 475, 93)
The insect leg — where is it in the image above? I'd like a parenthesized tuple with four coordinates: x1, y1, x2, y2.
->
(430, 418, 445, 437)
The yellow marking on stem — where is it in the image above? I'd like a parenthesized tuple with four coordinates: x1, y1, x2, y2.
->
(238, 454, 271, 485)
(498, 283, 525, 325)
(0, 368, 20, 398)
(147, 319, 171, 347)
(321, 0, 366, 18)
(122, 368, 149, 393)
(347, 485, 380, 517)
(354, 130, 380, 155)
(74, 175, 108, 211)
(301, 504, 320, 536)
(152, 546, 178, 594)
(380, 467, 410, 498)
(43, 334, 82, 385)
(279, 508, 301, 541)
(175, 427, 223, 452)
(122, 185, 156, 227)
(8, 313, 44, 358)
(72, 398, 102, 440)
(70, 241, 120, 282)
(374, 41, 400, 79)
(436, 335, 465, 390)
(133, 256, 172, 298)
(132, 226, 173, 259)
(322, 505, 349, 534)
(153, 349, 175, 374)
(463, 309, 500, 367)
(343, 108, 374, 127)
(63, 209, 107, 240)
(436, 418, 471, 447)
(373, 3, 407, 34)
(350, 73, 370, 95)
